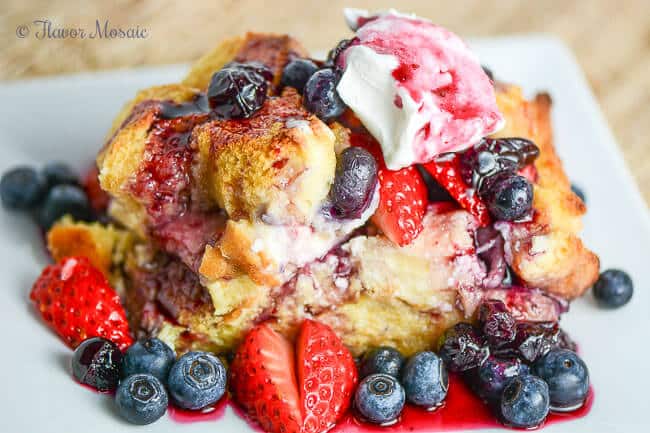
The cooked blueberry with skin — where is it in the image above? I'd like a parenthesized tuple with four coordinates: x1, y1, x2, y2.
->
(500, 374, 549, 428)
(480, 173, 533, 221)
(37, 184, 93, 230)
(472, 356, 529, 401)
(438, 323, 489, 372)
(42, 162, 79, 188)
(360, 346, 404, 379)
(71, 337, 123, 392)
(571, 183, 586, 204)
(592, 269, 633, 308)
(281, 58, 319, 92)
(168, 351, 227, 410)
(0, 166, 47, 210)
(355, 373, 405, 425)
(326, 38, 353, 68)
(401, 351, 448, 408)
(493, 322, 560, 363)
(331, 146, 378, 218)
(303, 69, 346, 121)
(207, 61, 273, 119)
(116, 374, 168, 425)
(533, 349, 589, 411)
(477, 300, 516, 347)
(122, 338, 176, 384)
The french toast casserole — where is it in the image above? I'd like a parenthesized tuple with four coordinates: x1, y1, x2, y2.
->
(45, 30, 599, 359)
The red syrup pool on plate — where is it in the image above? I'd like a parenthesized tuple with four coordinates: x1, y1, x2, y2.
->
(167, 395, 229, 423)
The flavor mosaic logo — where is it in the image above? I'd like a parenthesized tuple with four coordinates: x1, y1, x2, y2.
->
(15, 19, 149, 40)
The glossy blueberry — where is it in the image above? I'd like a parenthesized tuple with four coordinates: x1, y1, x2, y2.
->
(500, 374, 549, 428)
(71, 337, 123, 392)
(472, 356, 529, 401)
(168, 351, 227, 410)
(281, 58, 319, 92)
(493, 322, 561, 363)
(592, 269, 633, 308)
(303, 69, 346, 121)
(37, 184, 93, 230)
(207, 61, 273, 119)
(533, 349, 589, 411)
(42, 162, 78, 188)
(480, 173, 533, 221)
(116, 374, 168, 425)
(360, 346, 405, 379)
(477, 300, 516, 347)
(0, 166, 47, 210)
(326, 39, 353, 68)
(571, 183, 586, 204)
(354, 373, 405, 425)
(401, 351, 448, 408)
(438, 323, 489, 372)
(331, 146, 378, 219)
(122, 338, 176, 384)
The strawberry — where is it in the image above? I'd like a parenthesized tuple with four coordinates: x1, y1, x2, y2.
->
(81, 166, 110, 214)
(30, 256, 133, 350)
(230, 320, 357, 433)
(422, 155, 491, 226)
(351, 133, 428, 246)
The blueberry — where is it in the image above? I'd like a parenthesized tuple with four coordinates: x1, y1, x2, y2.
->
(281, 58, 319, 93)
(167, 351, 227, 410)
(438, 323, 489, 372)
(354, 373, 405, 425)
(401, 351, 448, 408)
(471, 356, 529, 401)
(42, 162, 79, 189)
(592, 269, 633, 308)
(37, 184, 93, 230)
(71, 337, 123, 392)
(207, 61, 273, 119)
(303, 69, 346, 121)
(493, 322, 561, 363)
(326, 39, 353, 68)
(122, 338, 176, 384)
(477, 300, 516, 347)
(0, 166, 47, 210)
(331, 146, 378, 219)
(500, 374, 549, 428)
(116, 374, 168, 425)
(359, 346, 404, 379)
(571, 183, 586, 204)
(480, 173, 533, 221)
(533, 349, 589, 411)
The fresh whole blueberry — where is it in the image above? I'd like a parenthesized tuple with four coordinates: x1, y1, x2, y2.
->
(360, 346, 405, 379)
(281, 58, 319, 93)
(42, 162, 79, 189)
(477, 300, 516, 347)
(592, 269, 633, 308)
(0, 166, 47, 210)
(207, 61, 273, 119)
(167, 351, 227, 410)
(37, 184, 93, 230)
(122, 338, 176, 384)
(401, 351, 448, 408)
(71, 337, 123, 392)
(438, 323, 489, 372)
(303, 69, 346, 121)
(479, 173, 533, 221)
(331, 146, 378, 219)
(116, 373, 168, 425)
(533, 349, 589, 411)
(471, 356, 529, 401)
(354, 373, 405, 425)
(571, 183, 586, 204)
(500, 374, 549, 428)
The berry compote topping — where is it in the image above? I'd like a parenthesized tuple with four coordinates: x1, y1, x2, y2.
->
(207, 61, 273, 119)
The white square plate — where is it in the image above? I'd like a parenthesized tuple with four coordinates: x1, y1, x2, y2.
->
(1, 36, 649, 433)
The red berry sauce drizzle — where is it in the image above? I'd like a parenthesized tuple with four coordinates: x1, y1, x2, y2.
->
(167, 395, 229, 424)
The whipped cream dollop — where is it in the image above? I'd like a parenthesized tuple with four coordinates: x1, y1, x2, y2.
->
(337, 9, 504, 170)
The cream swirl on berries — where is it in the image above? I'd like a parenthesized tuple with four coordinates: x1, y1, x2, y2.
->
(337, 9, 504, 170)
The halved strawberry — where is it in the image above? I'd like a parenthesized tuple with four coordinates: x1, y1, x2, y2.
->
(422, 155, 491, 226)
(230, 320, 357, 433)
(351, 133, 428, 246)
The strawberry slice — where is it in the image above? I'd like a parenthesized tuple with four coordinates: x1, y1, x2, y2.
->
(297, 319, 357, 433)
(230, 324, 302, 433)
(422, 155, 491, 226)
(351, 133, 428, 246)
(230, 320, 357, 433)
(30, 256, 133, 350)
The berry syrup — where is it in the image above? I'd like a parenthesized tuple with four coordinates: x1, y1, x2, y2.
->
(167, 396, 229, 424)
